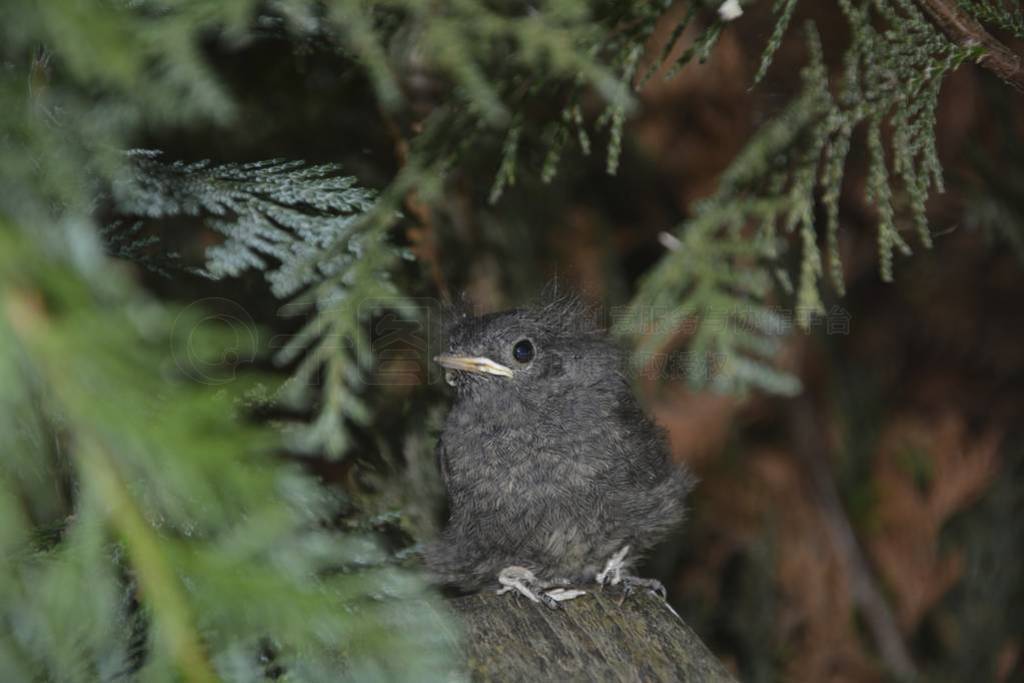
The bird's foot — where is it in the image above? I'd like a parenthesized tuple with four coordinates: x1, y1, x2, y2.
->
(596, 545, 630, 587)
(620, 575, 667, 600)
(496, 566, 587, 610)
(596, 546, 667, 601)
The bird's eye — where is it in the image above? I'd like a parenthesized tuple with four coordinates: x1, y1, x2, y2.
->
(512, 339, 534, 363)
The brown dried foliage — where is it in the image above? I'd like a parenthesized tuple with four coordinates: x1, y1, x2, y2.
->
(868, 413, 1002, 632)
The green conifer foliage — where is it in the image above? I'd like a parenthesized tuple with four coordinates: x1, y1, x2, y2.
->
(0, 229, 456, 681)
(620, 0, 980, 393)
(958, 0, 1024, 37)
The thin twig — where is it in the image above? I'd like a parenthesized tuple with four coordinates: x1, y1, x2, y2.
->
(378, 104, 450, 300)
(915, 0, 1024, 92)
(789, 395, 918, 680)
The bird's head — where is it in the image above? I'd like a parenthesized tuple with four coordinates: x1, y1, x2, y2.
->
(434, 296, 622, 400)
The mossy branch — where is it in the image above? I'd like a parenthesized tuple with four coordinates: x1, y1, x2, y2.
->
(916, 0, 1024, 91)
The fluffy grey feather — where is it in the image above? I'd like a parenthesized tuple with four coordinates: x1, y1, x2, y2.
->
(425, 296, 696, 591)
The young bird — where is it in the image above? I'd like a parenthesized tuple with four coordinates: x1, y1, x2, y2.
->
(424, 298, 695, 608)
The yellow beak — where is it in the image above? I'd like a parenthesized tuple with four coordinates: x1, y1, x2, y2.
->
(433, 354, 514, 378)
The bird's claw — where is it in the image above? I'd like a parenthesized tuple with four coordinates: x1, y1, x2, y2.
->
(621, 575, 667, 600)
(597, 546, 667, 601)
(496, 566, 586, 610)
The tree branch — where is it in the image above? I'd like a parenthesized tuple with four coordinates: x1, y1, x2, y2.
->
(449, 589, 736, 682)
(915, 0, 1024, 93)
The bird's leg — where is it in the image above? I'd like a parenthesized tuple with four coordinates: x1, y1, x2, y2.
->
(596, 545, 667, 601)
(596, 545, 630, 587)
(496, 566, 586, 609)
